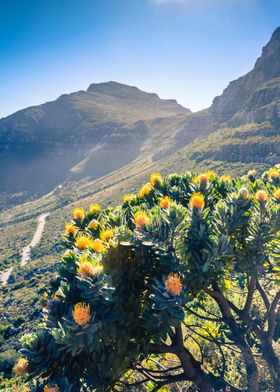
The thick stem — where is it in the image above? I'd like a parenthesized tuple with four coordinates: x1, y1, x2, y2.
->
(205, 283, 259, 392)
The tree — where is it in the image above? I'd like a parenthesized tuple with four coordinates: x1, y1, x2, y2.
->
(16, 167, 280, 391)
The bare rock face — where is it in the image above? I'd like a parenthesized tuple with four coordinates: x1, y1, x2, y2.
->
(211, 27, 280, 122)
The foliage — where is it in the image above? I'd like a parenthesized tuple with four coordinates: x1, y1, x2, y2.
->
(13, 166, 280, 391)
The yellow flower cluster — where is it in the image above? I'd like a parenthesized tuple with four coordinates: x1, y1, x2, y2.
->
(255, 190, 267, 202)
(92, 239, 106, 253)
(139, 183, 153, 198)
(206, 171, 216, 180)
(221, 175, 231, 183)
(189, 193, 205, 210)
(65, 223, 77, 235)
(88, 219, 99, 230)
(273, 188, 280, 200)
(77, 261, 103, 278)
(123, 193, 136, 203)
(160, 196, 171, 209)
(239, 187, 249, 199)
(247, 170, 255, 177)
(73, 303, 90, 326)
(75, 236, 94, 250)
(268, 168, 279, 179)
(198, 173, 208, 184)
(100, 229, 114, 242)
(150, 172, 163, 186)
(134, 211, 150, 228)
(73, 208, 85, 220)
(44, 385, 60, 392)
(165, 273, 183, 296)
(89, 204, 101, 214)
(13, 357, 28, 375)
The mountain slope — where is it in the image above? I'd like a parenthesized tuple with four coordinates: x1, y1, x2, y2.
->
(0, 82, 189, 205)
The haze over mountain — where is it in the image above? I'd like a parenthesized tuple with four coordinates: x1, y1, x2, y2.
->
(1, 27, 280, 209)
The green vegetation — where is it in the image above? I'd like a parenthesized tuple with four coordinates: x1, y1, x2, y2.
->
(11, 166, 280, 391)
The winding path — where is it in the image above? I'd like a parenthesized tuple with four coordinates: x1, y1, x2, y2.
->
(0, 213, 49, 285)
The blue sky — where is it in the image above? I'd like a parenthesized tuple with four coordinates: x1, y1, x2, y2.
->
(0, 0, 279, 118)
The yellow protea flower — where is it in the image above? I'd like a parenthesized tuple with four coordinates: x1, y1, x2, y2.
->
(165, 273, 183, 296)
(78, 261, 103, 278)
(160, 196, 171, 209)
(92, 239, 106, 253)
(73, 207, 85, 220)
(13, 357, 29, 375)
(100, 229, 114, 242)
(198, 173, 208, 184)
(65, 223, 78, 235)
(44, 385, 60, 392)
(89, 203, 101, 214)
(239, 187, 249, 199)
(139, 183, 153, 198)
(268, 168, 279, 179)
(273, 188, 280, 200)
(88, 219, 99, 230)
(221, 175, 231, 183)
(75, 236, 94, 250)
(123, 193, 136, 203)
(73, 303, 90, 327)
(192, 176, 199, 184)
(189, 193, 205, 210)
(247, 170, 256, 179)
(150, 172, 163, 186)
(134, 211, 150, 228)
(206, 171, 216, 180)
(255, 190, 268, 202)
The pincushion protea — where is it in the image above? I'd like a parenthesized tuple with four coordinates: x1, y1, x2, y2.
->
(100, 229, 114, 242)
(92, 239, 106, 253)
(13, 357, 29, 375)
(198, 173, 208, 184)
(273, 188, 280, 200)
(139, 183, 153, 198)
(255, 190, 267, 202)
(89, 203, 101, 213)
(123, 193, 136, 203)
(268, 168, 279, 179)
(75, 236, 94, 250)
(165, 273, 183, 296)
(160, 196, 171, 209)
(65, 223, 77, 235)
(78, 261, 103, 278)
(239, 187, 249, 199)
(189, 193, 205, 210)
(88, 219, 99, 229)
(150, 172, 163, 186)
(73, 207, 85, 220)
(73, 303, 90, 327)
(44, 385, 60, 392)
(134, 211, 150, 228)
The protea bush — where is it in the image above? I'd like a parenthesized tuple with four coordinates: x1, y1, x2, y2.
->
(17, 166, 280, 391)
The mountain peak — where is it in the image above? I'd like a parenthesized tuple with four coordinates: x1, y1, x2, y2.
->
(211, 26, 280, 120)
(258, 26, 280, 61)
(87, 81, 156, 98)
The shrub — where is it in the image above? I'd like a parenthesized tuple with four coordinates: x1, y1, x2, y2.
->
(19, 167, 280, 391)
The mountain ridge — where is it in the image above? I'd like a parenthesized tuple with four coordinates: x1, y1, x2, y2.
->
(1, 27, 280, 210)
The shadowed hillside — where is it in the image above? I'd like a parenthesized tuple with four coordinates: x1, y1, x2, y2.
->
(0, 81, 189, 205)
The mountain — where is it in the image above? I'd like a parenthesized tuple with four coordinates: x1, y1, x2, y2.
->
(0, 81, 189, 206)
(160, 26, 280, 171)
(2, 28, 280, 210)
